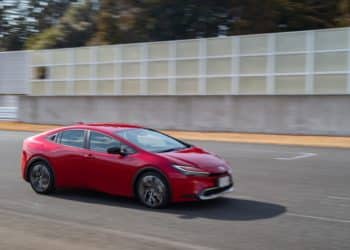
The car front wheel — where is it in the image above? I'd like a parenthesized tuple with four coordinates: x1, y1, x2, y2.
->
(136, 171, 170, 208)
(29, 161, 55, 194)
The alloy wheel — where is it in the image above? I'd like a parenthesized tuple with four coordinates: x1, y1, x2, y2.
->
(138, 175, 167, 208)
(30, 163, 51, 193)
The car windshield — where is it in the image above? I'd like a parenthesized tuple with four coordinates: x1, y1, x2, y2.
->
(116, 128, 189, 153)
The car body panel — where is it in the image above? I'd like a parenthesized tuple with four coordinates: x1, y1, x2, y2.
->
(84, 150, 146, 197)
(158, 147, 229, 174)
(21, 123, 234, 203)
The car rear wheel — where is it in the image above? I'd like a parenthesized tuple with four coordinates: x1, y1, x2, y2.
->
(136, 171, 169, 208)
(29, 161, 55, 194)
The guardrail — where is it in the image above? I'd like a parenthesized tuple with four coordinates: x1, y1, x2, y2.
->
(0, 107, 17, 120)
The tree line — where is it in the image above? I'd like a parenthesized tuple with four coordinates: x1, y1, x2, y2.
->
(0, 0, 349, 51)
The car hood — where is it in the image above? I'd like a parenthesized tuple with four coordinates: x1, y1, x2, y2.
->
(158, 147, 229, 174)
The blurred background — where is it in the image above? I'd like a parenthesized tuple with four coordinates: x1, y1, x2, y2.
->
(0, 0, 350, 135)
(1, 0, 350, 50)
(1, 3, 350, 250)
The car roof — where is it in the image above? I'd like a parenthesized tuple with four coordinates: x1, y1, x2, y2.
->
(59, 123, 143, 133)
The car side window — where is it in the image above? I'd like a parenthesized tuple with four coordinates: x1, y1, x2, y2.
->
(89, 131, 121, 153)
(59, 130, 85, 148)
(47, 133, 57, 142)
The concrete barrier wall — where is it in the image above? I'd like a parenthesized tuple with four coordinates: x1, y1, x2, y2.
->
(18, 95, 350, 135)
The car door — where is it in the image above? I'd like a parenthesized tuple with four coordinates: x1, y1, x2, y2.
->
(86, 131, 138, 196)
(53, 129, 90, 188)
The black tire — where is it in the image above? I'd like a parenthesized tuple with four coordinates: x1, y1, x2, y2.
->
(28, 161, 55, 194)
(136, 171, 170, 208)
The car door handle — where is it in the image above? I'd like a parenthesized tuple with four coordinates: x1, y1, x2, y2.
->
(84, 153, 94, 159)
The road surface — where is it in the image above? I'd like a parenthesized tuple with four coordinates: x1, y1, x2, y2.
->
(0, 131, 349, 250)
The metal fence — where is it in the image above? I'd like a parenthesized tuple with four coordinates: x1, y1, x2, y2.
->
(1, 27, 350, 96)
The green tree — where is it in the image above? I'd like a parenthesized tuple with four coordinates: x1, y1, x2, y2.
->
(2, 0, 350, 51)
(335, 0, 350, 26)
(90, 0, 142, 45)
(26, 1, 97, 49)
(91, 0, 119, 44)
(228, 0, 338, 35)
(0, 4, 7, 50)
(137, 0, 232, 41)
(1, 0, 78, 50)
(27, 0, 76, 32)
(0, 1, 29, 50)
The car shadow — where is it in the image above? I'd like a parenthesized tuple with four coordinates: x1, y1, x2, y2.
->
(52, 189, 286, 221)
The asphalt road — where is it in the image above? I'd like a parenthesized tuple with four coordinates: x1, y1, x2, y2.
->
(0, 130, 349, 250)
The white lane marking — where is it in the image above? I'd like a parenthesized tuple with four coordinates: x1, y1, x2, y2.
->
(327, 196, 350, 201)
(273, 152, 317, 160)
(215, 147, 318, 161)
(0, 207, 216, 250)
(286, 212, 350, 224)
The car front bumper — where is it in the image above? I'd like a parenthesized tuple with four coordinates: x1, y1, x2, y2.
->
(198, 184, 234, 200)
(171, 173, 234, 202)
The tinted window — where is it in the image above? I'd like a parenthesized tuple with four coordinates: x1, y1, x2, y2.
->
(117, 128, 189, 153)
(47, 134, 57, 142)
(60, 130, 85, 148)
(89, 131, 121, 153)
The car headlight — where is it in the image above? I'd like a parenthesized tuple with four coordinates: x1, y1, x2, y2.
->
(172, 164, 209, 176)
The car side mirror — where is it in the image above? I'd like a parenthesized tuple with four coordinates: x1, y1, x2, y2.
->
(107, 146, 128, 156)
(107, 146, 122, 154)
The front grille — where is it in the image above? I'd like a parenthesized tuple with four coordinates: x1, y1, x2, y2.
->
(201, 184, 233, 197)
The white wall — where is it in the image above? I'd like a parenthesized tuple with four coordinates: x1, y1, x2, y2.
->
(28, 27, 350, 96)
(0, 51, 29, 94)
(1, 27, 349, 96)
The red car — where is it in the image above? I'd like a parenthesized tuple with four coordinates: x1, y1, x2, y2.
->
(21, 123, 233, 208)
